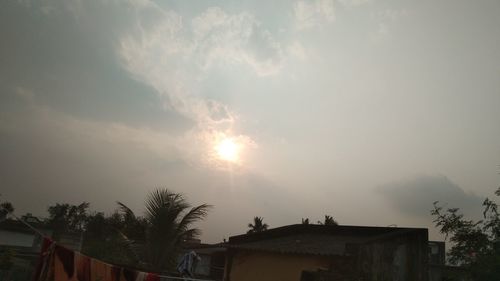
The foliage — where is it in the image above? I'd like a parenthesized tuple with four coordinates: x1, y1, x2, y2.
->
(45, 202, 90, 239)
(81, 212, 140, 266)
(431, 187, 500, 280)
(0, 195, 14, 222)
(318, 215, 338, 226)
(247, 216, 268, 233)
(40, 189, 211, 272)
(301, 218, 310, 224)
(117, 189, 212, 272)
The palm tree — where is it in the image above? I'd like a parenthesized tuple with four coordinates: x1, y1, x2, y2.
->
(247, 216, 268, 234)
(318, 215, 338, 226)
(117, 189, 211, 272)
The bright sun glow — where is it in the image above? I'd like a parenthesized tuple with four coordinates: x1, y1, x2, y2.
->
(215, 138, 240, 162)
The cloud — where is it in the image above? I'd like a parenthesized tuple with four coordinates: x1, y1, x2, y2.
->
(377, 175, 484, 218)
(337, 0, 372, 8)
(8, 0, 279, 169)
(293, 0, 335, 30)
(0, 95, 291, 241)
(372, 9, 408, 21)
(287, 42, 308, 61)
(369, 8, 408, 41)
(191, 7, 284, 76)
(118, 4, 289, 168)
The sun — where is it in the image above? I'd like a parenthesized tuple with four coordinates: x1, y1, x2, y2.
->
(215, 138, 240, 162)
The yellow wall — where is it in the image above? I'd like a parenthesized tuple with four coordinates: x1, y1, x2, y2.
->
(227, 251, 332, 281)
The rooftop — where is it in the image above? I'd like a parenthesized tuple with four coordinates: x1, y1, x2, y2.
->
(227, 224, 428, 256)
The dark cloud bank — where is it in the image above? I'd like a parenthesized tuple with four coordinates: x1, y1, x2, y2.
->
(378, 175, 485, 218)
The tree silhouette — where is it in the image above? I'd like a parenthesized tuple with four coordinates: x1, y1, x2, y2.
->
(247, 216, 268, 233)
(431, 187, 500, 279)
(301, 218, 310, 224)
(0, 195, 14, 222)
(45, 202, 89, 240)
(117, 189, 212, 271)
(318, 215, 338, 226)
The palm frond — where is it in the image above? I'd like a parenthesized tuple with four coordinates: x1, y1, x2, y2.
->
(177, 204, 212, 232)
(117, 201, 136, 221)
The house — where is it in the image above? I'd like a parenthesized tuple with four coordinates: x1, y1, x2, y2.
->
(224, 224, 429, 281)
(0, 216, 82, 280)
(0, 217, 51, 280)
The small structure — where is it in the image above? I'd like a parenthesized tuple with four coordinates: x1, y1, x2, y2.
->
(181, 241, 226, 280)
(224, 224, 429, 281)
(0, 217, 51, 280)
(428, 241, 468, 281)
(0, 216, 82, 280)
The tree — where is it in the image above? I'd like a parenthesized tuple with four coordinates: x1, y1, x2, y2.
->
(81, 211, 140, 267)
(431, 187, 500, 280)
(45, 202, 90, 239)
(0, 195, 14, 222)
(301, 218, 310, 225)
(318, 215, 338, 226)
(117, 189, 211, 272)
(247, 216, 268, 234)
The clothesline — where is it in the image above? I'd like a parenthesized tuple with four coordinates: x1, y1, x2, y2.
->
(0, 205, 216, 281)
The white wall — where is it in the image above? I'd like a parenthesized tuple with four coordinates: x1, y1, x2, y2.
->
(0, 230, 34, 247)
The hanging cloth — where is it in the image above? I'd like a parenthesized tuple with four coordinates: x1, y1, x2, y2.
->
(31, 238, 158, 281)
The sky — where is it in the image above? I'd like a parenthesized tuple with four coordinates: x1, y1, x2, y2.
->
(1, 0, 499, 243)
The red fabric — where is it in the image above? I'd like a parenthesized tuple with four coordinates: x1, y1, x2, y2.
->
(32, 237, 158, 281)
(32, 237, 54, 281)
(144, 273, 161, 281)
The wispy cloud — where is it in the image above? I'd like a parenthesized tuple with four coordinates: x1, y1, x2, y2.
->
(191, 7, 284, 76)
(293, 0, 335, 30)
(118, 4, 286, 168)
(369, 8, 408, 42)
(337, 0, 372, 8)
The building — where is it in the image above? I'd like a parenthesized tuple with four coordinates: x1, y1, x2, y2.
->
(0, 217, 51, 280)
(0, 216, 82, 281)
(182, 242, 226, 280)
(224, 224, 429, 281)
(428, 241, 468, 281)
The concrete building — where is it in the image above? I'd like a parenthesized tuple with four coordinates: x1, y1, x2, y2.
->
(224, 224, 429, 281)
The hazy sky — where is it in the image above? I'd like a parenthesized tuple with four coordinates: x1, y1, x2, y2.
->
(1, 0, 499, 242)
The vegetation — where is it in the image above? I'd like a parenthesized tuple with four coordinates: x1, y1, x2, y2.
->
(301, 216, 339, 225)
(247, 216, 268, 233)
(13, 188, 211, 272)
(0, 195, 14, 222)
(45, 202, 89, 239)
(82, 211, 142, 266)
(431, 187, 500, 280)
(318, 215, 338, 226)
(116, 189, 212, 271)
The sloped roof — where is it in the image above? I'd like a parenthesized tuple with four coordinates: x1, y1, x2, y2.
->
(0, 219, 49, 234)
